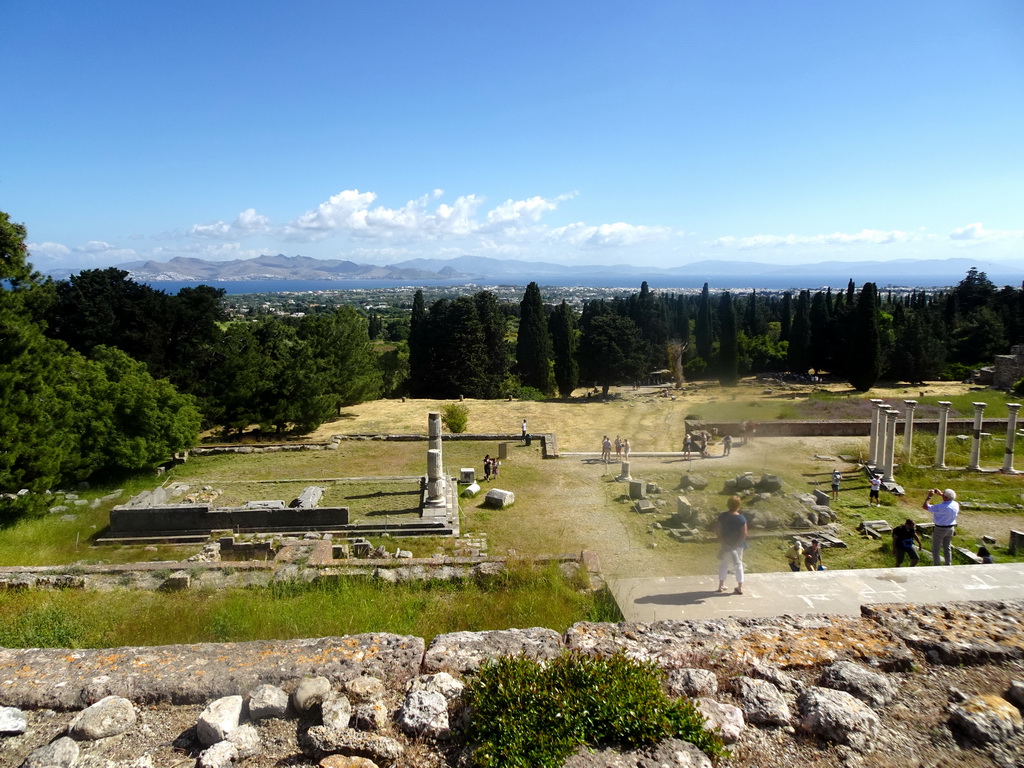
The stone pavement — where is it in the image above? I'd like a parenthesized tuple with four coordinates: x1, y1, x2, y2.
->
(612, 562, 1024, 623)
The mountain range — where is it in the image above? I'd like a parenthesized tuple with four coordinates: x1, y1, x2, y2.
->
(55, 254, 1024, 289)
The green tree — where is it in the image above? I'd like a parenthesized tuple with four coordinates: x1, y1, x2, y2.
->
(549, 300, 580, 398)
(579, 310, 649, 396)
(694, 282, 713, 362)
(475, 291, 512, 398)
(717, 292, 738, 386)
(786, 290, 811, 374)
(848, 283, 882, 391)
(516, 282, 554, 393)
(809, 291, 832, 372)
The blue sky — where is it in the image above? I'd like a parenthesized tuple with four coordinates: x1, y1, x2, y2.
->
(4, 1, 1023, 272)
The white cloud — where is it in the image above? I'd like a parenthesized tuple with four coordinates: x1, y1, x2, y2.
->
(948, 222, 1024, 241)
(548, 221, 672, 247)
(710, 229, 917, 250)
(28, 241, 71, 260)
(234, 208, 270, 231)
(483, 193, 575, 231)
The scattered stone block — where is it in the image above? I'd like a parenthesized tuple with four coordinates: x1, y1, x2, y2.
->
(159, 572, 190, 591)
(293, 486, 325, 508)
(321, 692, 352, 730)
(736, 677, 791, 727)
(813, 489, 830, 506)
(676, 495, 692, 519)
(460, 483, 480, 498)
(680, 473, 708, 491)
(798, 687, 880, 752)
(22, 736, 79, 768)
(634, 499, 655, 514)
(484, 489, 515, 509)
(757, 474, 783, 493)
(818, 662, 894, 708)
(629, 479, 647, 499)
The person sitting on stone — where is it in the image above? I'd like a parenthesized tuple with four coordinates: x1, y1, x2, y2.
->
(785, 540, 804, 572)
(804, 540, 823, 571)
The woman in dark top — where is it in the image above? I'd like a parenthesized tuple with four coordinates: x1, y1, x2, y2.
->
(715, 495, 748, 595)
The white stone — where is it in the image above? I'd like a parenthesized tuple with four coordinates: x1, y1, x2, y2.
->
(69, 695, 137, 740)
(397, 689, 450, 738)
(227, 722, 261, 759)
(695, 698, 745, 743)
(294, 676, 333, 712)
(322, 692, 352, 729)
(248, 683, 289, 720)
(198, 740, 239, 768)
(196, 695, 243, 746)
(0, 705, 27, 734)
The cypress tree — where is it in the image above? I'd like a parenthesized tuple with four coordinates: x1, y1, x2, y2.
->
(408, 289, 428, 396)
(549, 300, 580, 398)
(718, 292, 738, 386)
(809, 291, 832, 373)
(787, 290, 811, 374)
(695, 282, 713, 362)
(516, 282, 554, 393)
(474, 291, 511, 399)
(848, 283, 882, 391)
(779, 292, 792, 342)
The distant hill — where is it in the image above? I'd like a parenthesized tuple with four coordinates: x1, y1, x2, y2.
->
(46, 253, 1024, 289)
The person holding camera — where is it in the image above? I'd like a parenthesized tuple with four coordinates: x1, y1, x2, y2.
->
(923, 488, 959, 566)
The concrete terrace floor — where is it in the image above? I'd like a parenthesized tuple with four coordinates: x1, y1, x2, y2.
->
(611, 562, 1024, 623)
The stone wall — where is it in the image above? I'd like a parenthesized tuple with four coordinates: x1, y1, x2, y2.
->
(108, 504, 350, 534)
(692, 419, 1015, 438)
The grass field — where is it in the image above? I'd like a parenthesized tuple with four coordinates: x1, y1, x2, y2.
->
(2, 378, 1021, 647)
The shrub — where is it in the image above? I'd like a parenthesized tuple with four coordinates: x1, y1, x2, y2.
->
(441, 402, 469, 433)
(939, 362, 977, 382)
(1013, 377, 1024, 397)
(513, 386, 547, 402)
(464, 652, 727, 767)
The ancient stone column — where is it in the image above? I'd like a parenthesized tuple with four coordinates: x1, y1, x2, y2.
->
(868, 399, 885, 466)
(426, 448, 445, 505)
(882, 409, 899, 483)
(968, 402, 986, 471)
(619, 461, 631, 481)
(875, 402, 891, 472)
(428, 411, 442, 453)
(902, 400, 917, 460)
(934, 401, 952, 469)
(1002, 403, 1021, 473)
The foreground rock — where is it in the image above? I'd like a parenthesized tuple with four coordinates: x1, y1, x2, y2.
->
(0, 599, 1022, 768)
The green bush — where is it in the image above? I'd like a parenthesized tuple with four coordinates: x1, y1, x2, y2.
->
(513, 386, 548, 402)
(441, 402, 469, 433)
(464, 652, 727, 767)
(1013, 377, 1024, 397)
(939, 362, 977, 382)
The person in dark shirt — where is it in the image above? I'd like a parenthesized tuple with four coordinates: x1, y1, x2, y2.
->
(892, 519, 922, 567)
(715, 495, 748, 595)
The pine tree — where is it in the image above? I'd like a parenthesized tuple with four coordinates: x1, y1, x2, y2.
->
(516, 282, 554, 393)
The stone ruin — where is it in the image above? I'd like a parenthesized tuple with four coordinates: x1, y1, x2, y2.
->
(102, 412, 458, 546)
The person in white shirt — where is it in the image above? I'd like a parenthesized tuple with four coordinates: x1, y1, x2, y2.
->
(923, 488, 960, 566)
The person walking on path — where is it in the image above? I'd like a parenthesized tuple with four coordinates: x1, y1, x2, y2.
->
(892, 519, 922, 567)
(923, 488, 959, 565)
(804, 540, 823, 571)
(785, 540, 804, 572)
(715, 495, 748, 594)
(483, 455, 492, 482)
(830, 469, 842, 501)
(601, 435, 612, 463)
(722, 434, 732, 456)
(521, 419, 528, 444)
(614, 436, 622, 459)
(623, 438, 631, 458)
(869, 475, 882, 507)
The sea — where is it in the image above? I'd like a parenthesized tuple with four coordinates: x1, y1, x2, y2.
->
(138, 275, 791, 295)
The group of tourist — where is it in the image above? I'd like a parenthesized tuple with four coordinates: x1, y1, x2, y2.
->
(715, 482, 985, 596)
(481, 454, 501, 482)
(600, 435, 630, 463)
